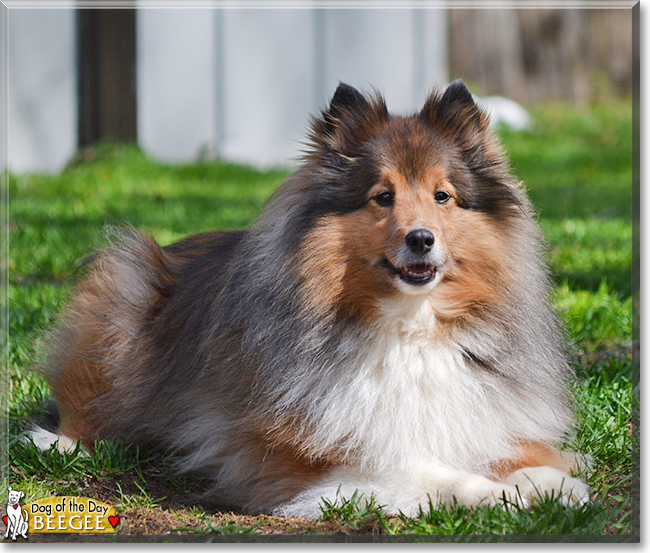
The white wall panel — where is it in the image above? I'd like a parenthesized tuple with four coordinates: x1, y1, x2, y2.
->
(137, 9, 216, 162)
(218, 9, 316, 167)
(138, 8, 448, 169)
(323, 9, 417, 115)
(7, 9, 77, 174)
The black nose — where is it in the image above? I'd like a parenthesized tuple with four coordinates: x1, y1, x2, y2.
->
(405, 229, 434, 255)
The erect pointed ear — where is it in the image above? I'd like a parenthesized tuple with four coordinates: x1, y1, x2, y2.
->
(420, 80, 490, 144)
(310, 83, 388, 158)
(438, 79, 475, 112)
(329, 82, 371, 116)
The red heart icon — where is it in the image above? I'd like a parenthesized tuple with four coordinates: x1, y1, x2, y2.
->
(108, 515, 120, 528)
(2, 515, 7, 526)
(13, 505, 18, 510)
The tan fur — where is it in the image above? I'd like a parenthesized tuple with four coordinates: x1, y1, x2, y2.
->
(490, 442, 577, 481)
(51, 270, 126, 443)
(432, 210, 512, 319)
(218, 429, 335, 512)
(48, 235, 185, 446)
(299, 214, 395, 320)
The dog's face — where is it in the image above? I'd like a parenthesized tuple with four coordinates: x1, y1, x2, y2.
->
(7, 487, 23, 506)
(323, 159, 453, 299)
(297, 81, 524, 320)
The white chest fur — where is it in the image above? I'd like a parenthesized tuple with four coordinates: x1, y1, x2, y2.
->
(301, 296, 534, 474)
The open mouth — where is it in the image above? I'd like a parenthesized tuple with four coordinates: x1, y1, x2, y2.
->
(381, 257, 436, 286)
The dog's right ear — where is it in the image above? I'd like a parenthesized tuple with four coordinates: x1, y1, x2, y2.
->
(309, 83, 388, 159)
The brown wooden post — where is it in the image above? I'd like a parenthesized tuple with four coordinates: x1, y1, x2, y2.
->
(78, 10, 137, 147)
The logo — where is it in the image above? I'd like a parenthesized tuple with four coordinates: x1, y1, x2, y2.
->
(27, 497, 119, 534)
(3, 489, 120, 537)
(3, 486, 29, 541)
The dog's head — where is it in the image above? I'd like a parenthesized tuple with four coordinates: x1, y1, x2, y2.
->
(7, 487, 24, 506)
(297, 81, 526, 319)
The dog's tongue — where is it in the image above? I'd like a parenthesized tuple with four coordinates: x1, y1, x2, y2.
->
(404, 264, 432, 279)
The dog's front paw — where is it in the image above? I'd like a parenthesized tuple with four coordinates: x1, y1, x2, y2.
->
(450, 475, 528, 509)
(505, 466, 590, 506)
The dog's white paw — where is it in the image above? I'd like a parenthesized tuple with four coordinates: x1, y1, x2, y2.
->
(25, 427, 88, 456)
(505, 466, 590, 506)
(450, 475, 529, 509)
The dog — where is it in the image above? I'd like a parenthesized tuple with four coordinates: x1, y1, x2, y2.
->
(4, 487, 28, 540)
(30, 81, 589, 518)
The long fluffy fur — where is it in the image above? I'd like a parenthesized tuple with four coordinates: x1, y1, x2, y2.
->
(34, 81, 588, 517)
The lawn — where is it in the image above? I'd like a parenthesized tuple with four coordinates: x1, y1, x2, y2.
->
(3, 99, 637, 540)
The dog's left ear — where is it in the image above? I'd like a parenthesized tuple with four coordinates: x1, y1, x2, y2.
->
(19, 491, 24, 500)
(420, 80, 490, 144)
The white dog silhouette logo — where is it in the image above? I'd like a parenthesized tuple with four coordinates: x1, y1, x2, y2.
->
(3, 486, 28, 540)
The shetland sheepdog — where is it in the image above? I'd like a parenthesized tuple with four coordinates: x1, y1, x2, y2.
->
(31, 81, 589, 517)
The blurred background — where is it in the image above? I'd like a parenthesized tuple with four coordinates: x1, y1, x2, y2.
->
(6, 5, 633, 173)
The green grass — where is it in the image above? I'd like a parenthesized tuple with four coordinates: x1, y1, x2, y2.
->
(4, 100, 636, 539)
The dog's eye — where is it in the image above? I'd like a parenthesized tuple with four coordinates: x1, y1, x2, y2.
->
(374, 191, 394, 207)
(435, 191, 451, 204)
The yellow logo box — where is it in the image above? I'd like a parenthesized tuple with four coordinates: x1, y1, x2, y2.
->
(26, 497, 118, 534)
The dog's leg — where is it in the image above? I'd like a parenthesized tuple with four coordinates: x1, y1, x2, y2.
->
(490, 442, 590, 506)
(272, 463, 527, 519)
(19, 512, 28, 539)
